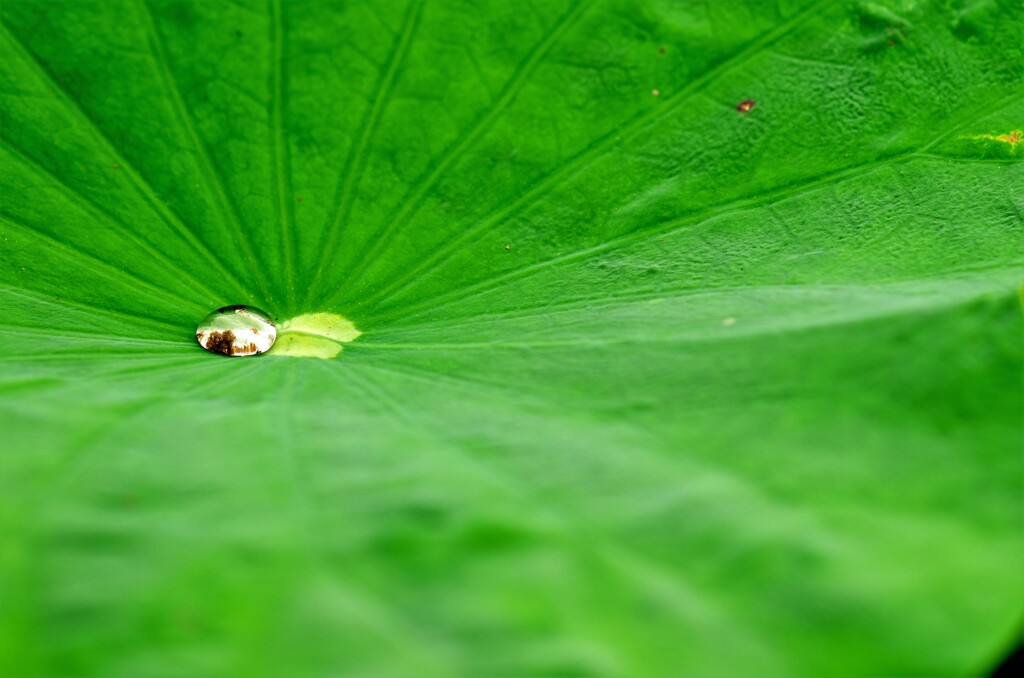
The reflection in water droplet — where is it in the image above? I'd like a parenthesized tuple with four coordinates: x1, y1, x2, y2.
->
(196, 305, 276, 357)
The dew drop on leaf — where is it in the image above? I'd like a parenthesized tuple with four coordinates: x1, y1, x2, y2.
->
(196, 305, 276, 357)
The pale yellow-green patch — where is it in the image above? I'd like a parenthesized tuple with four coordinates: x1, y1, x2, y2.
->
(281, 313, 362, 342)
(271, 333, 343, 359)
(268, 312, 361, 359)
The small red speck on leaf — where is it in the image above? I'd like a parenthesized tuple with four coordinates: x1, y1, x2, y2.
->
(658, 46, 666, 54)
(297, 197, 303, 202)
(736, 99, 755, 113)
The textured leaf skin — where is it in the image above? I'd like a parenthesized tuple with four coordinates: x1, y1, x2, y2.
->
(1, 0, 1022, 676)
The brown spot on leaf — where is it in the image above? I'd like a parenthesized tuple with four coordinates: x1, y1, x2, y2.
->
(736, 99, 755, 113)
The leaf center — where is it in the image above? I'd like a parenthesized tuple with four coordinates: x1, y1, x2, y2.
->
(268, 312, 361, 359)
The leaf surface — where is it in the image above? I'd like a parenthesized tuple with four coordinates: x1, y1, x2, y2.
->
(1, 0, 1022, 675)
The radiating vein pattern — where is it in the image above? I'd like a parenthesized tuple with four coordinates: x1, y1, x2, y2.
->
(1, 0, 1022, 676)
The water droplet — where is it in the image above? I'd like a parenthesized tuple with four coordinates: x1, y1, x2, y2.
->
(196, 305, 276, 357)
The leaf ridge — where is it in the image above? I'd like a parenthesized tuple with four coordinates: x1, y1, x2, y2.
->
(1, 144, 225, 301)
(0, 327, 187, 347)
(0, 20, 253, 301)
(0, 213, 208, 315)
(135, 0, 274, 303)
(325, 0, 598, 303)
(370, 260, 1022, 337)
(271, 0, 298, 307)
(368, 89, 1024, 321)
(305, 0, 426, 299)
(0, 286, 185, 334)
(12, 361, 267, 511)
(337, 0, 840, 310)
(338, 361, 768, 660)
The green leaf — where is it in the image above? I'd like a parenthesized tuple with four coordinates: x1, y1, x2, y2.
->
(1, 0, 1022, 675)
